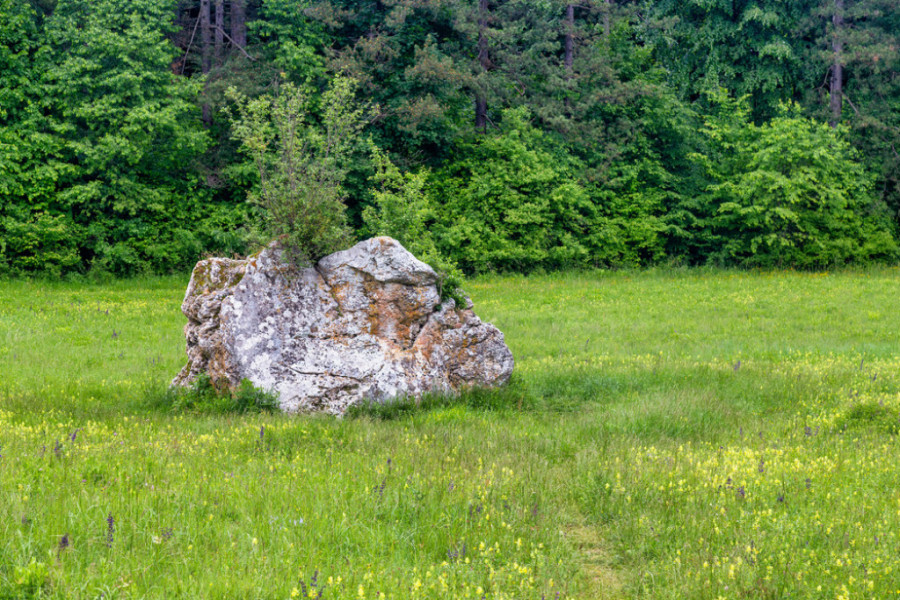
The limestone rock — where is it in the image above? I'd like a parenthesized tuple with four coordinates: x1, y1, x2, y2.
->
(172, 237, 515, 414)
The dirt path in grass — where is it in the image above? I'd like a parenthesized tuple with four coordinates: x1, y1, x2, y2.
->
(568, 526, 625, 599)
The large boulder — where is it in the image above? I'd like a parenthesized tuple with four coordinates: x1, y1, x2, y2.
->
(172, 237, 514, 414)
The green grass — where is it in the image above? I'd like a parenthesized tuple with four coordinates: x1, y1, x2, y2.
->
(2, 268, 900, 599)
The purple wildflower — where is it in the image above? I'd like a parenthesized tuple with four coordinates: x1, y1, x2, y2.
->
(297, 570, 325, 599)
(106, 514, 115, 547)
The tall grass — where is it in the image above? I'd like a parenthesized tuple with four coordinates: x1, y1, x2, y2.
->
(2, 268, 900, 598)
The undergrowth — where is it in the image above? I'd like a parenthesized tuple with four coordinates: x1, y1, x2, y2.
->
(155, 374, 279, 414)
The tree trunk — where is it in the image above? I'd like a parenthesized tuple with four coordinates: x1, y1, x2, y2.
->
(200, 0, 212, 74)
(214, 0, 224, 65)
(200, 0, 212, 124)
(829, 0, 844, 128)
(603, 0, 612, 39)
(475, 0, 490, 132)
(474, 96, 488, 132)
(564, 4, 575, 74)
(231, 0, 247, 50)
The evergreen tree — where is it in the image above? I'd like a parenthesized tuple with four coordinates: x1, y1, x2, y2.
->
(648, 0, 814, 121)
(805, 0, 900, 220)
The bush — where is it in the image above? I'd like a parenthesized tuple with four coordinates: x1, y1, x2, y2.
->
(227, 75, 364, 267)
(0, 210, 81, 277)
(690, 93, 898, 267)
(429, 107, 597, 273)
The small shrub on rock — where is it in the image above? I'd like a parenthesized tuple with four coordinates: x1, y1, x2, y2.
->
(227, 75, 365, 267)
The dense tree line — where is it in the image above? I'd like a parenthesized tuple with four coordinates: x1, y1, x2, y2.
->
(1, 0, 898, 276)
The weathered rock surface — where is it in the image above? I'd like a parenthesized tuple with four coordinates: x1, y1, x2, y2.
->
(172, 237, 514, 414)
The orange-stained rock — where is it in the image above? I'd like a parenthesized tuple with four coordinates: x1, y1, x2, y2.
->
(172, 237, 514, 414)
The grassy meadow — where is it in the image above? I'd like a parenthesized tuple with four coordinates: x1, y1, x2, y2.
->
(2, 269, 900, 599)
